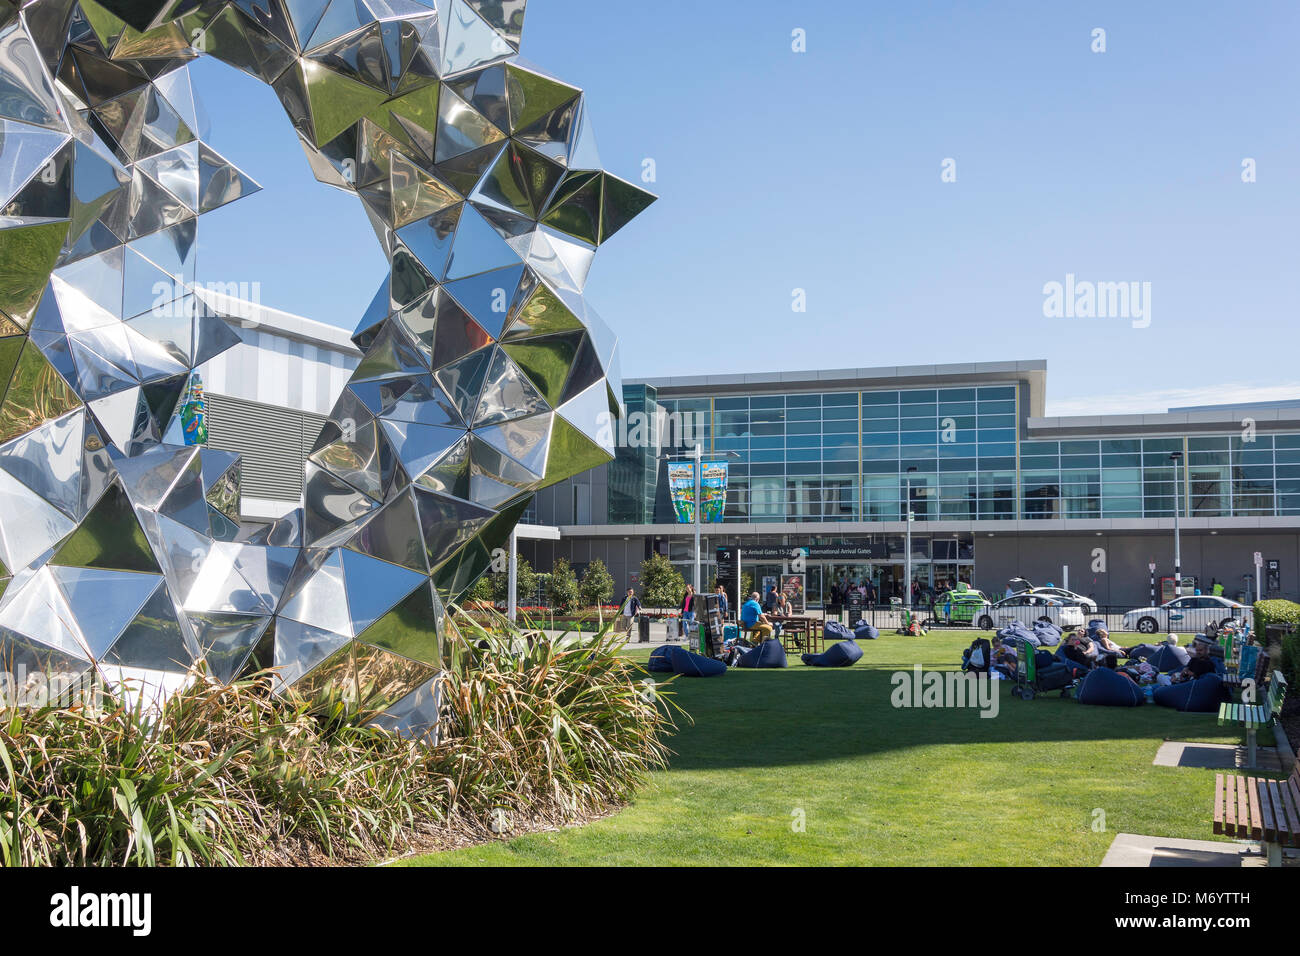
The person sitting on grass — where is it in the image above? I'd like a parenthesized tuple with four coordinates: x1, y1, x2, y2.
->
(1172, 636, 1217, 683)
(1061, 632, 1097, 671)
(991, 638, 1018, 679)
(740, 591, 774, 645)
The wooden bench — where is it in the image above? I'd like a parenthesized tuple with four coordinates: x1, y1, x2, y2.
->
(1214, 759, 1300, 865)
(1217, 669, 1287, 768)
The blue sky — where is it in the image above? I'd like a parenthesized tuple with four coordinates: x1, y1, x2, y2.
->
(190, 0, 1300, 415)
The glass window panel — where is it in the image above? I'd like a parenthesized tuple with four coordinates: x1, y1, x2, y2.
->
(1101, 439, 1141, 454)
(976, 414, 1015, 428)
(1102, 453, 1142, 468)
(978, 456, 1016, 470)
(1235, 450, 1274, 465)
(859, 390, 898, 406)
(862, 446, 899, 460)
(823, 392, 857, 406)
(1060, 441, 1101, 455)
(1022, 442, 1060, 456)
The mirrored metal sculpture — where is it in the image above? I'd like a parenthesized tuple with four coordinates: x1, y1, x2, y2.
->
(0, 0, 653, 739)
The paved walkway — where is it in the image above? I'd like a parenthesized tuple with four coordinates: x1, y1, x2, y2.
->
(1101, 833, 1269, 867)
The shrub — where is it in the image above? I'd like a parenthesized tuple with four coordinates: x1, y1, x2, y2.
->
(547, 559, 581, 613)
(640, 552, 684, 610)
(579, 558, 615, 608)
(1252, 599, 1300, 685)
(0, 611, 676, 866)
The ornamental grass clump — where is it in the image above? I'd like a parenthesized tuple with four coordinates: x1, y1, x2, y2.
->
(0, 610, 676, 866)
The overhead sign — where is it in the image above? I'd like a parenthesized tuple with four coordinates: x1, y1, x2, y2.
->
(716, 542, 884, 561)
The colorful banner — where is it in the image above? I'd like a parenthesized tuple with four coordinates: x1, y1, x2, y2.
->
(179, 372, 207, 446)
(700, 460, 728, 522)
(668, 462, 696, 523)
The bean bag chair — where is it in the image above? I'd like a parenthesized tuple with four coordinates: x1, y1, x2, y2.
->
(1076, 666, 1144, 707)
(1147, 644, 1190, 673)
(824, 620, 853, 643)
(666, 645, 727, 677)
(1036, 661, 1074, 693)
(802, 639, 862, 668)
(647, 645, 674, 673)
(854, 622, 879, 640)
(1152, 674, 1224, 712)
(738, 638, 788, 669)
(998, 621, 1041, 647)
(1032, 623, 1062, 647)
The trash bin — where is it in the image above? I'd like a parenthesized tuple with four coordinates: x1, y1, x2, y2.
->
(637, 616, 650, 643)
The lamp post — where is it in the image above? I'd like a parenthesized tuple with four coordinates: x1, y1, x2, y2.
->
(905, 466, 918, 610)
(1170, 451, 1183, 598)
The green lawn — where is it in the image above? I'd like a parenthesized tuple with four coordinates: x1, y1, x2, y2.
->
(399, 631, 1264, 866)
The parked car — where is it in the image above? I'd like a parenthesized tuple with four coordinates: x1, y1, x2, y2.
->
(977, 593, 1085, 631)
(1007, 577, 1097, 612)
(1120, 595, 1251, 635)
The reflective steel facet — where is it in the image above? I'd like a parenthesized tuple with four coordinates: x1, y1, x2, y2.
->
(0, 0, 652, 741)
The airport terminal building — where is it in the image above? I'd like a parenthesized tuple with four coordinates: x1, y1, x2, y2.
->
(521, 364, 1300, 608)
(201, 308, 1300, 609)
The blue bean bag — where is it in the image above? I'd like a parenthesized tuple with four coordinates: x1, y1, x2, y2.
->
(666, 645, 727, 677)
(802, 639, 862, 667)
(998, 621, 1041, 647)
(1147, 644, 1190, 673)
(824, 620, 853, 642)
(647, 645, 674, 673)
(1077, 666, 1144, 707)
(738, 638, 788, 669)
(1033, 623, 1062, 647)
(1152, 674, 1224, 712)
(854, 622, 879, 640)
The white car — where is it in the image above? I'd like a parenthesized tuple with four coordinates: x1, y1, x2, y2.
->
(978, 593, 1086, 631)
(1121, 596, 1251, 636)
(1007, 578, 1097, 612)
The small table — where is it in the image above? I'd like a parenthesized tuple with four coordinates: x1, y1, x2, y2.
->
(774, 616, 823, 655)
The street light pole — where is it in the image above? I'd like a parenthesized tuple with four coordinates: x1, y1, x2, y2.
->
(1170, 451, 1183, 598)
(905, 466, 917, 610)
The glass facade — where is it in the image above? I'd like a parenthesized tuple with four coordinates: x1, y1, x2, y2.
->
(599, 382, 1300, 524)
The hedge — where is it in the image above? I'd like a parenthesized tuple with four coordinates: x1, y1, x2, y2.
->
(1253, 599, 1300, 687)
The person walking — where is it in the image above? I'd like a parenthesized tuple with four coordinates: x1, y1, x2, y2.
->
(681, 584, 697, 627)
(619, 587, 641, 633)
